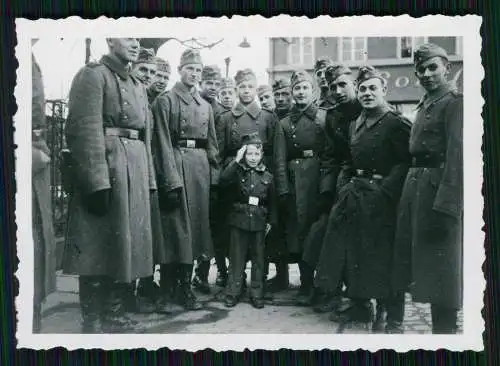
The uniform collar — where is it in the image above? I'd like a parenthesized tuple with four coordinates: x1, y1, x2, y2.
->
(290, 102, 317, 123)
(232, 100, 261, 119)
(101, 54, 132, 80)
(238, 161, 267, 172)
(416, 83, 455, 110)
(173, 81, 203, 105)
(355, 104, 391, 131)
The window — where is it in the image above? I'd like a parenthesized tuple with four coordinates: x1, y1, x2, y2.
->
(340, 37, 367, 62)
(287, 37, 315, 66)
(367, 37, 397, 60)
(399, 37, 461, 59)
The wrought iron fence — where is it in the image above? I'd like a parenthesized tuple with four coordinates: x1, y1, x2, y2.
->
(45, 99, 68, 239)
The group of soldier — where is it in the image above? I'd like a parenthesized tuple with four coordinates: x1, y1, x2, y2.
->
(31, 37, 463, 335)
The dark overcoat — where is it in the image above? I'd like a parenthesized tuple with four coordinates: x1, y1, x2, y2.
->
(315, 106, 411, 300)
(151, 81, 219, 264)
(32, 54, 56, 305)
(63, 54, 156, 283)
(273, 103, 327, 255)
(392, 86, 463, 309)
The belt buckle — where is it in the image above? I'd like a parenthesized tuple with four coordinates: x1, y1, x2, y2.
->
(32, 129, 42, 138)
(356, 169, 364, 176)
(373, 174, 383, 180)
(186, 139, 196, 148)
(129, 130, 139, 139)
(303, 150, 313, 158)
(248, 196, 259, 206)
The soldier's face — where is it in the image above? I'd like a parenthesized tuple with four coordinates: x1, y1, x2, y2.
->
(245, 144, 263, 168)
(179, 63, 203, 87)
(219, 88, 235, 108)
(274, 88, 292, 111)
(107, 38, 140, 63)
(415, 56, 451, 93)
(357, 77, 387, 110)
(133, 62, 157, 87)
(237, 78, 257, 104)
(292, 81, 314, 106)
(259, 91, 275, 110)
(151, 70, 170, 93)
(201, 79, 222, 100)
(329, 74, 356, 105)
(315, 67, 329, 90)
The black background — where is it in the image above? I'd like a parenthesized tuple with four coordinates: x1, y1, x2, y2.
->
(1, 1, 495, 365)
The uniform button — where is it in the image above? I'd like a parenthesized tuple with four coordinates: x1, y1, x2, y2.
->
(123, 140, 128, 144)
(294, 143, 298, 147)
(426, 114, 431, 119)
(124, 101, 129, 105)
(241, 179, 245, 182)
(123, 115, 128, 120)
(121, 88, 126, 92)
(251, 184, 254, 188)
(292, 135, 296, 138)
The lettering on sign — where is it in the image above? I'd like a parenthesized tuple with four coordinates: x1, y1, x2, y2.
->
(381, 66, 463, 89)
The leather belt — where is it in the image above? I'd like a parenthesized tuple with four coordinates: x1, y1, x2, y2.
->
(177, 139, 207, 149)
(411, 157, 445, 168)
(32, 129, 44, 141)
(287, 149, 317, 161)
(105, 127, 144, 141)
(355, 169, 384, 180)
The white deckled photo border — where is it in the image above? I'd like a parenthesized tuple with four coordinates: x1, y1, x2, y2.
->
(14, 14, 484, 351)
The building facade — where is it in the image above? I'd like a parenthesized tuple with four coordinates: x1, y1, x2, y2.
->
(267, 36, 463, 120)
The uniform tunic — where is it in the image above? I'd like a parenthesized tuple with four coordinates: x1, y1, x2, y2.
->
(32, 53, 56, 305)
(273, 103, 327, 255)
(392, 85, 463, 309)
(63, 54, 156, 283)
(151, 81, 219, 263)
(315, 106, 411, 300)
(219, 160, 276, 298)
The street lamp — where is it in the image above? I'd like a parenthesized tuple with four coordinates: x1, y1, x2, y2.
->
(238, 37, 251, 48)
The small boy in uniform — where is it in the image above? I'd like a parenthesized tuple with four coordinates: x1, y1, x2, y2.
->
(219, 132, 276, 309)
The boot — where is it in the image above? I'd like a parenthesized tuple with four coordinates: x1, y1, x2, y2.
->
(372, 300, 387, 333)
(133, 278, 159, 314)
(79, 276, 104, 333)
(215, 254, 228, 287)
(431, 304, 458, 334)
(101, 281, 142, 333)
(178, 264, 204, 311)
(266, 260, 289, 292)
(192, 259, 211, 294)
(385, 292, 405, 334)
(296, 260, 314, 306)
(345, 299, 374, 326)
(33, 303, 42, 333)
(156, 264, 184, 313)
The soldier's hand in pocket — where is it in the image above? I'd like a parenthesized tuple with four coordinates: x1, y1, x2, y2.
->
(159, 188, 182, 212)
(86, 189, 111, 216)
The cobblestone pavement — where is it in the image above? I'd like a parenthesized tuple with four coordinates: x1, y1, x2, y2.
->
(39, 264, 463, 334)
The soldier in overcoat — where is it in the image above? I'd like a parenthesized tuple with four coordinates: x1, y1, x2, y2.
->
(148, 57, 171, 104)
(63, 38, 156, 333)
(273, 69, 328, 305)
(272, 78, 293, 120)
(31, 46, 57, 333)
(388, 44, 463, 334)
(218, 78, 236, 110)
(309, 64, 362, 313)
(220, 133, 277, 309)
(151, 49, 219, 311)
(132, 47, 157, 92)
(257, 84, 276, 111)
(314, 57, 337, 110)
(314, 66, 411, 329)
(192, 65, 226, 293)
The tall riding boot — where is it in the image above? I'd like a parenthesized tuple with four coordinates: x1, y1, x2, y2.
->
(33, 303, 42, 333)
(133, 276, 158, 314)
(101, 280, 142, 333)
(178, 264, 204, 311)
(266, 259, 289, 292)
(296, 260, 314, 306)
(192, 259, 211, 294)
(372, 299, 387, 333)
(156, 263, 183, 313)
(346, 299, 374, 326)
(79, 275, 104, 333)
(431, 304, 458, 334)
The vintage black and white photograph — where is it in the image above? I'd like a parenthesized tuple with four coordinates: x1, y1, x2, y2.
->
(15, 15, 483, 351)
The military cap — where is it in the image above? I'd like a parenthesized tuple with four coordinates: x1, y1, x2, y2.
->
(201, 65, 222, 81)
(135, 47, 156, 64)
(220, 77, 236, 90)
(179, 48, 203, 68)
(234, 68, 257, 85)
(314, 56, 334, 72)
(355, 65, 386, 85)
(154, 57, 171, 73)
(413, 43, 449, 66)
(272, 78, 291, 92)
(325, 64, 352, 84)
(241, 132, 262, 146)
(290, 69, 314, 89)
(257, 84, 273, 97)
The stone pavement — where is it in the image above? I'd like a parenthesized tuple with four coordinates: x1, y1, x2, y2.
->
(39, 263, 463, 334)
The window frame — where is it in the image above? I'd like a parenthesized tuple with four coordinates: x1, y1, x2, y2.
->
(287, 37, 316, 67)
(338, 37, 368, 63)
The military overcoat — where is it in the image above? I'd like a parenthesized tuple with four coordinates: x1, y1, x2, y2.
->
(151, 81, 219, 264)
(392, 86, 463, 309)
(32, 54, 56, 305)
(315, 107, 411, 300)
(63, 54, 156, 283)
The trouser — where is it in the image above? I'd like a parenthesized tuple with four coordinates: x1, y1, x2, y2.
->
(226, 227, 265, 299)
